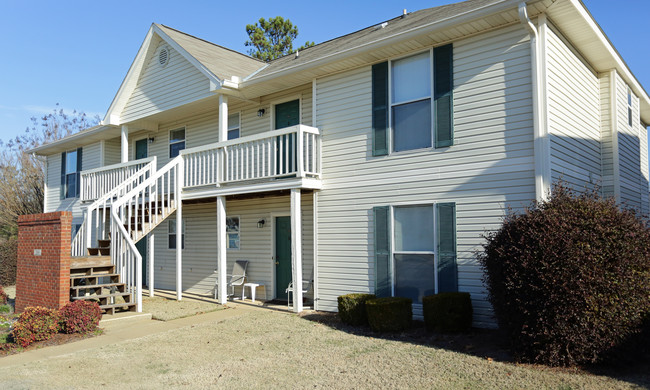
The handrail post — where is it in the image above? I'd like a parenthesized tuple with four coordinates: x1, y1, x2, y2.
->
(297, 126, 305, 178)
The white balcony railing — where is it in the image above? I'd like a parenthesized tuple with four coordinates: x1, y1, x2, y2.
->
(181, 124, 321, 188)
(80, 157, 156, 201)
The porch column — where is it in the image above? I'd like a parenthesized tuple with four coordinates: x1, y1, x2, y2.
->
(149, 233, 155, 297)
(176, 159, 183, 301)
(121, 125, 128, 163)
(217, 195, 227, 304)
(290, 188, 303, 313)
(218, 94, 228, 142)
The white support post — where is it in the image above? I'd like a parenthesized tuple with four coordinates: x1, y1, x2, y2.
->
(84, 210, 92, 252)
(149, 233, 155, 297)
(121, 125, 129, 163)
(216, 195, 227, 304)
(297, 126, 305, 178)
(219, 94, 228, 142)
(176, 159, 184, 301)
(290, 188, 303, 313)
(136, 250, 142, 312)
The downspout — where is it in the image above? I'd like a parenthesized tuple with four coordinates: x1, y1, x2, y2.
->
(518, 2, 550, 201)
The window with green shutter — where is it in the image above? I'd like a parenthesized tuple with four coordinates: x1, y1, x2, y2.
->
(371, 44, 453, 155)
(60, 148, 82, 199)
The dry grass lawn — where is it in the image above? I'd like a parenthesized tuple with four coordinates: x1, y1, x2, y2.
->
(142, 295, 222, 321)
(0, 307, 646, 389)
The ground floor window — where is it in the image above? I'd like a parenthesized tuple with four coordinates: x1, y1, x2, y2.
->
(226, 216, 240, 249)
(168, 219, 185, 249)
(373, 202, 457, 304)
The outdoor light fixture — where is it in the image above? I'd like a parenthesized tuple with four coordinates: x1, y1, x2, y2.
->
(257, 108, 265, 117)
(257, 219, 266, 228)
(148, 137, 155, 143)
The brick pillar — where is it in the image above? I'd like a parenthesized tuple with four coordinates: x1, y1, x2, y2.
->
(15, 211, 72, 313)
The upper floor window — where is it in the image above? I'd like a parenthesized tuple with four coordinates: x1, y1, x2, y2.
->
(391, 52, 432, 152)
(228, 113, 240, 140)
(61, 148, 82, 199)
(628, 88, 633, 127)
(169, 128, 185, 158)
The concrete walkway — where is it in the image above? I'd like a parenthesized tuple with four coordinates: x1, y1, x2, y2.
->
(0, 302, 258, 367)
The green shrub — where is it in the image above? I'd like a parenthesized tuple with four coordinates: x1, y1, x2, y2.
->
(12, 306, 60, 348)
(0, 286, 7, 305)
(423, 292, 472, 333)
(59, 301, 102, 334)
(0, 238, 17, 286)
(366, 297, 412, 332)
(478, 184, 650, 367)
(337, 293, 376, 326)
(0, 305, 10, 314)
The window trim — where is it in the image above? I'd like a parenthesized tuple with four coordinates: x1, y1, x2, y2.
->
(227, 111, 241, 140)
(388, 49, 436, 155)
(169, 127, 186, 158)
(226, 215, 241, 250)
(270, 95, 302, 131)
(63, 149, 80, 199)
(389, 203, 439, 298)
(132, 137, 149, 160)
(168, 219, 185, 250)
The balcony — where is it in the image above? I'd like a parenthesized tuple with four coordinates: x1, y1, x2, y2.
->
(80, 124, 322, 202)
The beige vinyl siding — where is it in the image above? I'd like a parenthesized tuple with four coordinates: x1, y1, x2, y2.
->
(615, 72, 644, 211)
(121, 43, 212, 123)
(546, 27, 601, 191)
(315, 24, 535, 328)
(600, 73, 614, 197)
(151, 194, 314, 298)
(104, 137, 121, 166)
(43, 142, 102, 223)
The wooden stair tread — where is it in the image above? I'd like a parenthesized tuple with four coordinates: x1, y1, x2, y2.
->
(72, 292, 130, 300)
(70, 282, 124, 290)
(70, 273, 119, 280)
(99, 302, 136, 310)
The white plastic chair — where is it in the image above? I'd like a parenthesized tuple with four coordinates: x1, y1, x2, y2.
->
(214, 260, 249, 300)
(286, 273, 313, 310)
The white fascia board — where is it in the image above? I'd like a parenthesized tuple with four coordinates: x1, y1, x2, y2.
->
(240, 0, 526, 88)
(152, 24, 223, 90)
(27, 125, 119, 155)
(568, 0, 650, 123)
(103, 27, 156, 125)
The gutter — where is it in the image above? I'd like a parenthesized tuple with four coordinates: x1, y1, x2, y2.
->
(241, 0, 531, 87)
(518, 1, 550, 201)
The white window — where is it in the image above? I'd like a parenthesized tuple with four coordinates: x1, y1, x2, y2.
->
(169, 128, 185, 158)
(227, 113, 240, 140)
(393, 205, 435, 304)
(168, 220, 185, 249)
(391, 51, 432, 152)
(226, 216, 240, 249)
(64, 149, 78, 198)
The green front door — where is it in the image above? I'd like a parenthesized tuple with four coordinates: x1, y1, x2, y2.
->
(135, 139, 148, 160)
(275, 216, 292, 300)
(135, 138, 148, 286)
(275, 100, 299, 175)
(136, 238, 147, 286)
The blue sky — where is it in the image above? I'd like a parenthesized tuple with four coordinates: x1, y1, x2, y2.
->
(0, 0, 648, 142)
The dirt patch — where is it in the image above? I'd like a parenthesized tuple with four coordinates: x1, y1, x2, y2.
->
(142, 295, 222, 321)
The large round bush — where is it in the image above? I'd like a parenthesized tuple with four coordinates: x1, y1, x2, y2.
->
(478, 185, 650, 366)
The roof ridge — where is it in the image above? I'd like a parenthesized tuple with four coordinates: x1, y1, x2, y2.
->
(157, 23, 266, 64)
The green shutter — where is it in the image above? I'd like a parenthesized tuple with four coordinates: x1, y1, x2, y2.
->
(373, 206, 391, 297)
(75, 147, 83, 198)
(434, 44, 454, 148)
(60, 152, 66, 200)
(372, 62, 389, 156)
(436, 202, 457, 292)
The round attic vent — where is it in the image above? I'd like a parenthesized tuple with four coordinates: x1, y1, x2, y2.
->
(158, 47, 169, 67)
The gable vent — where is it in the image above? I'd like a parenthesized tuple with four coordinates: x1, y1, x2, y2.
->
(158, 47, 169, 67)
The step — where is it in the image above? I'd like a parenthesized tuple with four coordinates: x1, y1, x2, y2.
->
(87, 247, 110, 256)
(71, 291, 131, 300)
(70, 256, 111, 269)
(70, 282, 125, 290)
(97, 239, 111, 247)
(70, 264, 115, 276)
(70, 273, 120, 280)
(100, 302, 137, 315)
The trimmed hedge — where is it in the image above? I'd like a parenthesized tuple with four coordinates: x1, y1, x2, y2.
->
(0, 237, 17, 286)
(366, 297, 412, 332)
(12, 306, 60, 348)
(478, 184, 650, 366)
(423, 292, 472, 333)
(0, 286, 7, 305)
(337, 293, 376, 326)
(59, 301, 102, 334)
